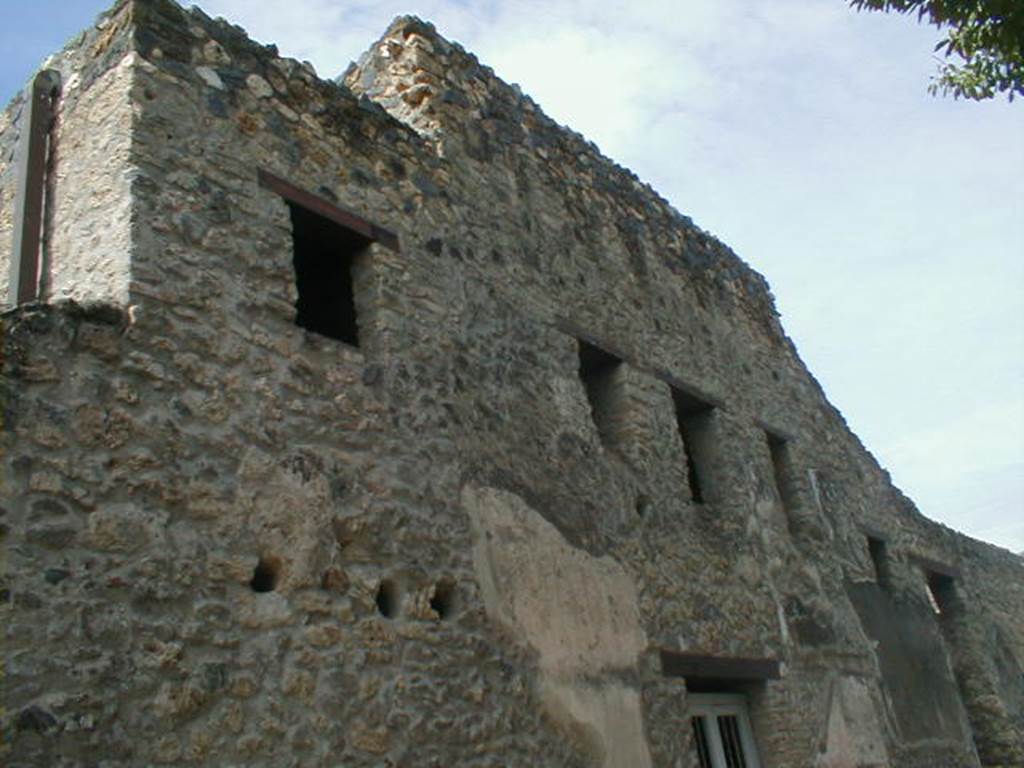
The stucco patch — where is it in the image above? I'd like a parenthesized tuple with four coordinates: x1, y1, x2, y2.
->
(462, 484, 646, 675)
(462, 484, 651, 766)
(541, 680, 652, 768)
(816, 676, 890, 768)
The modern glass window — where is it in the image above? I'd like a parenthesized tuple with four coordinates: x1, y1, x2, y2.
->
(689, 693, 762, 768)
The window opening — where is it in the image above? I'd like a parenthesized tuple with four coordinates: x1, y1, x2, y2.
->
(289, 202, 370, 346)
(688, 694, 762, 768)
(867, 536, 890, 587)
(765, 432, 795, 510)
(259, 169, 399, 346)
(578, 339, 623, 447)
(671, 388, 714, 504)
(926, 571, 956, 616)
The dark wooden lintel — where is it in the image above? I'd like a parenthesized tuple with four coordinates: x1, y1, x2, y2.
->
(660, 649, 781, 681)
(257, 169, 400, 252)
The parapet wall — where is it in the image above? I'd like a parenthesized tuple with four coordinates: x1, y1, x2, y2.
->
(343, 16, 781, 334)
(2, 2, 1022, 766)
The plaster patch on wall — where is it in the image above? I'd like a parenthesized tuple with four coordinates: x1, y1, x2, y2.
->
(816, 676, 890, 768)
(540, 679, 652, 768)
(462, 484, 650, 766)
(462, 484, 646, 674)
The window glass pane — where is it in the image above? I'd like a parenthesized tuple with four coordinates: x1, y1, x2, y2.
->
(691, 716, 713, 768)
(717, 714, 748, 768)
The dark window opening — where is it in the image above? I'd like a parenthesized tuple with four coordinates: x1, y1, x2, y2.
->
(766, 432, 796, 510)
(867, 536, 890, 587)
(375, 579, 398, 618)
(578, 340, 623, 447)
(926, 571, 957, 616)
(250, 556, 281, 593)
(672, 388, 714, 504)
(289, 202, 371, 346)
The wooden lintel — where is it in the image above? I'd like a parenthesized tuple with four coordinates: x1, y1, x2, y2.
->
(257, 169, 400, 251)
(660, 649, 781, 681)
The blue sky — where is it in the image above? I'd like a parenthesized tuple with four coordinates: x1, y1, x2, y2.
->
(3, 0, 1022, 552)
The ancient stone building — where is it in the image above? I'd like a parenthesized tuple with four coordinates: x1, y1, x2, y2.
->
(2, 1, 1022, 766)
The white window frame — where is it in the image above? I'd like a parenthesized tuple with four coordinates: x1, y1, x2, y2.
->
(688, 693, 762, 768)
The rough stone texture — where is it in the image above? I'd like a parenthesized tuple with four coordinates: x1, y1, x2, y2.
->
(1, 1, 1022, 766)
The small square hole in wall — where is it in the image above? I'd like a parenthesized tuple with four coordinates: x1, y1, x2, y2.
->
(289, 202, 371, 346)
(578, 339, 623, 447)
(671, 388, 715, 504)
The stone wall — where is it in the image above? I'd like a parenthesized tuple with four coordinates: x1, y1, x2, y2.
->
(0, 3, 137, 310)
(0, 90, 26, 308)
(2, 1, 1022, 766)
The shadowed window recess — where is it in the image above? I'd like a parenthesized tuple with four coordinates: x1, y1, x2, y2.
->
(289, 202, 369, 345)
(578, 339, 624, 448)
(257, 168, 400, 347)
(765, 431, 797, 510)
(868, 535, 890, 587)
(672, 387, 715, 504)
(926, 570, 957, 616)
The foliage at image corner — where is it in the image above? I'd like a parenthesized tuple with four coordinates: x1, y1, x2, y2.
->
(850, 0, 1024, 100)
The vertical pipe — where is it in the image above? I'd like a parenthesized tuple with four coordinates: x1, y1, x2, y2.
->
(9, 69, 61, 306)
